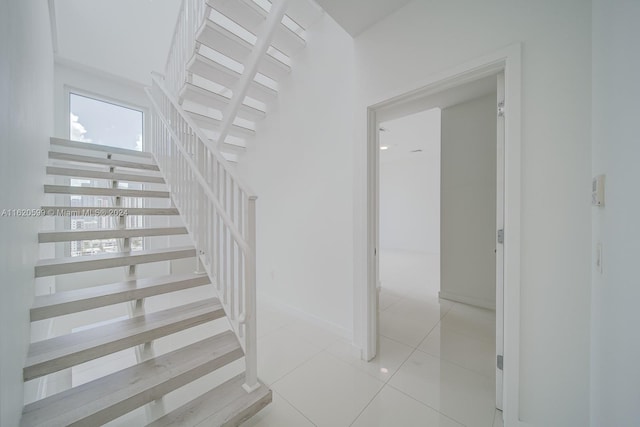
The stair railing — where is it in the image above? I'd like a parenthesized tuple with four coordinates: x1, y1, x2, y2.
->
(164, 0, 207, 97)
(146, 74, 260, 392)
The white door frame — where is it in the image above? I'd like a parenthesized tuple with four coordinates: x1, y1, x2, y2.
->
(354, 43, 522, 425)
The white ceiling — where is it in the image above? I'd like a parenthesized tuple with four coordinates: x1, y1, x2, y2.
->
(314, 0, 414, 36)
(54, 0, 181, 85)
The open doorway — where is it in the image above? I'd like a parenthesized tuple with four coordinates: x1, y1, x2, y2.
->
(359, 47, 524, 425)
(375, 76, 501, 426)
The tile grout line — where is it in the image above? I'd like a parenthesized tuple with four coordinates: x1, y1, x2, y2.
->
(271, 389, 319, 427)
(384, 380, 468, 427)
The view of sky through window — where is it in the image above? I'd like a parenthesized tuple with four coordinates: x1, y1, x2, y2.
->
(70, 93, 143, 151)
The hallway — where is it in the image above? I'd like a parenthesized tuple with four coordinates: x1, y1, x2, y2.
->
(248, 250, 501, 427)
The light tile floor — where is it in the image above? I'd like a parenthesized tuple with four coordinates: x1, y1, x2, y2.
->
(246, 250, 503, 427)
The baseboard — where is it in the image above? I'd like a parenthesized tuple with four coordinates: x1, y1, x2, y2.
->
(257, 292, 353, 340)
(439, 290, 496, 310)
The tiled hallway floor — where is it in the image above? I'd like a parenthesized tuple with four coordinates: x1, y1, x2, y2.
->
(246, 250, 503, 427)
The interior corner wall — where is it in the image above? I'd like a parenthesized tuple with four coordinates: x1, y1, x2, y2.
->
(354, 1, 592, 425)
(440, 94, 496, 310)
(0, 1, 54, 425)
(591, 1, 640, 425)
(236, 13, 355, 335)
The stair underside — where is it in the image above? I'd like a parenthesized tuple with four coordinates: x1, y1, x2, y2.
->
(24, 298, 224, 381)
(188, 52, 277, 104)
(206, 0, 305, 58)
(188, 110, 254, 140)
(147, 373, 271, 427)
(35, 246, 196, 277)
(21, 331, 243, 427)
(179, 82, 265, 122)
(31, 272, 210, 321)
(196, 19, 290, 81)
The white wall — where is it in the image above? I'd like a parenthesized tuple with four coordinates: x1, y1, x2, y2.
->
(237, 13, 355, 334)
(440, 94, 496, 309)
(591, 1, 640, 425)
(354, 1, 592, 425)
(379, 109, 440, 254)
(0, 1, 54, 424)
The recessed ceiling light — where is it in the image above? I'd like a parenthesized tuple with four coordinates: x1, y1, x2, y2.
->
(380, 146, 389, 150)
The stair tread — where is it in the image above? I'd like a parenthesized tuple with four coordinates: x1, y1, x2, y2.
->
(21, 331, 243, 427)
(38, 226, 188, 243)
(50, 137, 153, 159)
(24, 298, 225, 381)
(147, 374, 271, 427)
(34, 246, 196, 277)
(49, 151, 160, 171)
(31, 272, 210, 321)
(46, 166, 165, 184)
(36, 246, 194, 267)
(41, 206, 180, 216)
(44, 184, 170, 198)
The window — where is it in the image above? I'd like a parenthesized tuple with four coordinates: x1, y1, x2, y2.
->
(68, 93, 145, 257)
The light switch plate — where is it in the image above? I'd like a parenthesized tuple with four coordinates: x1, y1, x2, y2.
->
(592, 174, 605, 206)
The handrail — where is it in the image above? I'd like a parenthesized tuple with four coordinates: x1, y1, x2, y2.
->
(146, 74, 259, 391)
(164, 0, 207, 96)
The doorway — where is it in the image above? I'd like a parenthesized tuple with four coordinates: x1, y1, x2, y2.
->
(359, 46, 522, 423)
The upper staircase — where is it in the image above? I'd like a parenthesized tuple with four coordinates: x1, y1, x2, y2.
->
(164, 0, 323, 163)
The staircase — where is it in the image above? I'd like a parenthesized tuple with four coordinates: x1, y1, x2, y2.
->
(23, 138, 270, 426)
(22, 0, 322, 425)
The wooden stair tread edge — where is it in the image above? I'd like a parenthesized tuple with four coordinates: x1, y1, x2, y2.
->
(30, 273, 210, 321)
(21, 331, 243, 427)
(48, 152, 160, 171)
(36, 246, 196, 267)
(50, 137, 153, 158)
(43, 184, 170, 198)
(24, 298, 224, 380)
(45, 166, 165, 184)
(40, 206, 180, 216)
(38, 226, 188, 243)
(147, 374, 271, 427)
